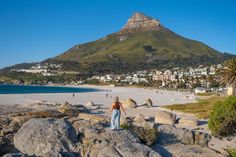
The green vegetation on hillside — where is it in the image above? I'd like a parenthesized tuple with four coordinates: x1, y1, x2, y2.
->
(50, 29, 231, 73)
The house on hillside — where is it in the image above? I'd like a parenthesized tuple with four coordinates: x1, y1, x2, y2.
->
(194, 87, 207, 94)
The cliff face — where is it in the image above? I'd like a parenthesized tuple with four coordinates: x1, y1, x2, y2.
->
(120, 12, 163, 33)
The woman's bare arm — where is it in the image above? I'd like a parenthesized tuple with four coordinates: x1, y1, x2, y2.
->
(120, 103, 126, 115)
(110, 103, 114, 112)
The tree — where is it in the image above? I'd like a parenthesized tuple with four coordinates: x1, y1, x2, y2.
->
(218, 58, 236, 96)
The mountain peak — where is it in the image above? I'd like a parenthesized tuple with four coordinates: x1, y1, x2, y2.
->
(120, 12, 161, 33)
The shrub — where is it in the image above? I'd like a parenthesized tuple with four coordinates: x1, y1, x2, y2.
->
(120, 122, 131, 130)
(208, 96, 236, 136)
(227, 147, 236, 157)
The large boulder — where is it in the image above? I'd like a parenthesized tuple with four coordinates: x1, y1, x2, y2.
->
(133, 114, 146, 124)
(121, 98, 137, 108)
(155, 125, 211, 147)
(72, 119, 105, 138)
(179, 116, 199, 127)
(14, 118, 78, 156)
(79, 129, 161, 157)
(142, 98, 153, 107)
(58, 102, 80, 116)
(152, 143, 225, 157)
(2, 153, 28, 157)
(133, 114, 153, 128)
(155, 110, 176, 125)
(156, 124, 194, 145)
(85, 101, 100, 110)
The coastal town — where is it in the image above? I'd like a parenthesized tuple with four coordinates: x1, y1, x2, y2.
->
(6, 62, 223, 94)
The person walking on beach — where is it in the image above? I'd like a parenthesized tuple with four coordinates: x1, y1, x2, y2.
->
(73, 93, 75, 98)
(110, 96, 126, 130)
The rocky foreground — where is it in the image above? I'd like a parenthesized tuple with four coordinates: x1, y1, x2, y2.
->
(0, 102, 227, 157)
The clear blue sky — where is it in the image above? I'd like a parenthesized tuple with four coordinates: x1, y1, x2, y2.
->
(0, 0, 236, 68)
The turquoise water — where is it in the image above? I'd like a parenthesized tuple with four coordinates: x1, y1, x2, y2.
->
(0, 84, 100, 94)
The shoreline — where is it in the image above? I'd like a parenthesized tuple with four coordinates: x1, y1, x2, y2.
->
(0, 84, 196, 107)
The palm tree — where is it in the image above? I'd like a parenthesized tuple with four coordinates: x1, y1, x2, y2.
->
(218, 58, 236, 96)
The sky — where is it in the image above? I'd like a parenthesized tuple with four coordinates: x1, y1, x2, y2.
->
(0, 0, 236, 68)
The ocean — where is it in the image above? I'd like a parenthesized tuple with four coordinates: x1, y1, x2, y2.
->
(0, 84, 100, 94)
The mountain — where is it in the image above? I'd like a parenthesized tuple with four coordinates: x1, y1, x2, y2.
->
(46, 12, 232, 73)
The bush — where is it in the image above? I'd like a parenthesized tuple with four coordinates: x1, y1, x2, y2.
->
(208, 96, 236, 136)
(120, 122, 131, 130)
(227, 147, 236, 157)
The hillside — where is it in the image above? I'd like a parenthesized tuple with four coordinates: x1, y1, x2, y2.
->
(46, 12, 232, 73)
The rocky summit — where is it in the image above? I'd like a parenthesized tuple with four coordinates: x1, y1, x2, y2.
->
(120, 12, 162, 33)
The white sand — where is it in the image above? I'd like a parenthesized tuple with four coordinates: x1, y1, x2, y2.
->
(0, 85, 196, 107)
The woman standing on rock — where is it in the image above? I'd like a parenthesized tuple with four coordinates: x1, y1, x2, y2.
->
(110, 96, 126, 130)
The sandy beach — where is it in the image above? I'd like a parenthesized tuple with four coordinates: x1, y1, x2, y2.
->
(0, 85, 197, 119)
(0, 85, 196, 107)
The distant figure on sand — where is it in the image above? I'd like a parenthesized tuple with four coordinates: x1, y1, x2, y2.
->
(73, 93, 75, 98)
(110, 96, 126, 130)
(106, 93, 108, 98)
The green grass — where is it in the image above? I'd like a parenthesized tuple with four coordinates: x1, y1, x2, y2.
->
(164, 97, 225, 119)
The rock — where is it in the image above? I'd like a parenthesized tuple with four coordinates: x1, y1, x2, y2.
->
(120, 12, 161, 33)
(142, 98, 153, 107)
(0, 117, 11, 126)
(57, 102, 80, 116)
(179, 116, 199, 126)
(85, 101, 95, 107)
(153, 143, 225, 157)
(10, 116, 32, 125)
(156, 124, 195, 145)
(61, 101, 71, 107)
(155, 125, 211, 147)
(194, 131, 211, 147)
(78, 113, 108, 123)
(11, 110, 66, 125)
(73, 104, 90, 113)
(133, 114, 154, 128)
(133, 114, 146, 124)
(2, 153, 29, 157)
(0, 136, 6, 152)
(120, 117, 128, 126)
(0, 120, 21, 155)
(155, 110, 176, 125)
(80, 129, 161, 157)
(72, 119, 105, 138)
(58, 107, 79, 117)
(14, 118, 78, 156)
(121, 98, 137, 108)
(85, 101, 100, 110)
(144, 116, 152, 121)
(131, 124, 158, 146)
